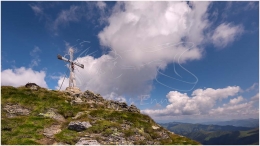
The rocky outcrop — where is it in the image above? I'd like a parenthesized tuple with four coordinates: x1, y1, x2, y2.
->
(128, 104, 140, 113)
(71, 97, 84, 105)
(43, 124, 62, 138)
(39, 108, 65, 123)
(3, 104, 31, 118)
(83, 90, 105, 103)
(66, 90, 140, 113)
(65, 87, 82, 97)
(25, 82, 40, 90)
(68, 121, 92, 132)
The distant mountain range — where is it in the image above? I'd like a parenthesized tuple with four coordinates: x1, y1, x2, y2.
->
(201, 118, 259, 128)
(159, 119, 259, 145)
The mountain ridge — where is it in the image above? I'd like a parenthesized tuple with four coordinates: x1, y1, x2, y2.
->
(201, 118, 259, 128)
(160, 121, 259, 145)
(1, 85, 199, 145)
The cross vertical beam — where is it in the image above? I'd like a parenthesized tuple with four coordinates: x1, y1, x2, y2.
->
(57, 48, 84, 90)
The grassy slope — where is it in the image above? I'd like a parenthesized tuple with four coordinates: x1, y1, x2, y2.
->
(1, 86, 200, 145)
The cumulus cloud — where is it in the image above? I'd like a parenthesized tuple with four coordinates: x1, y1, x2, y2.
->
(55, 76, 69, 91)
(211, 23, 244, 49)
(57, 2, 213, 97)
(209, 101, 256, 116)
(1, 67, 48, 88)
(142, 86, 241, 116)
(229, 96, 244, 105)
(251, 93, 259, 101)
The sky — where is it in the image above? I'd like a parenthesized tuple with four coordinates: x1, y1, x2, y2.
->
(1, 1, 259, 123)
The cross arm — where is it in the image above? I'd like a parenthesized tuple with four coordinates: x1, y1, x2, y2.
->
(57, 54, 70, 62)
(73, 61, 84, 69)
(57, 54, 84, 69)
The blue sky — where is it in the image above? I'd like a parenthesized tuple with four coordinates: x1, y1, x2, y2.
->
(1, 1, 259, 123)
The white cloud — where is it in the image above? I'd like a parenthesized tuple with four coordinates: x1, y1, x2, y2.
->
(57, 2, 213, 97)
(1, 67, 48, 88)
(251, 93, 259, 101)
(96, 1, 106, 11)
(53, 5, 80, 30)
(209, 101, 255, 116)
(229, 96, 244, 105)
(30, 4, 43, 15)
(246, 83, 259, 92)
(211, 23, 244, 49)
(142, 86, 241, 116)
(55, 76, 69, 91)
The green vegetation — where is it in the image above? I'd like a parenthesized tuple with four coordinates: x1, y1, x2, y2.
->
(1, 86, 200, 145)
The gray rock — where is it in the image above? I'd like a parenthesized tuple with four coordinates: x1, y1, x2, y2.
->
(43, 125, 62, 138)
(3, 104, 31, 118)
(71, 97, 84, 105)
(118, 102, 128, 110)
(25, 82, 40, 90)
(76, 138, 100, 145)
(128, 104, 140, 113)
(68, 121, 92, 132)
(39, 108, 65, 122)
(83, 90, 104, 103)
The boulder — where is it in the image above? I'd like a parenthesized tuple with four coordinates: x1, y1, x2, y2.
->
(39, 108, 65, 123)
(83, 90, 104, 102)
(68, 121, 92, 132)
(118, 102, 128, 110)
(25, 82, 40, 90)
(65, 87, 82, 97)
(3, 104, 31, 118)
(43, 124, 62, 138)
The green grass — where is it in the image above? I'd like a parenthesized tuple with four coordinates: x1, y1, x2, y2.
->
(1, 116, 55, 145)
(54, 129, 80, 145)
(1, 86, 200, 145)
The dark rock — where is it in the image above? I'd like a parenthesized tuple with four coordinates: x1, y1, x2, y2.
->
(68, 121, 92, 132)
(128, 104, 140, 113)
(83, 90, 104, 103)
(118, 102, 128, 110)
(25, 82, 40, 90)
